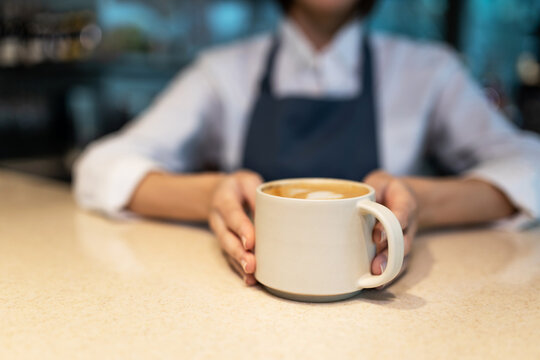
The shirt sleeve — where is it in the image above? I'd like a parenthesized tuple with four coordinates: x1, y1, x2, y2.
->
(428, 51, 540, 228)
(73, 56, 223, 217)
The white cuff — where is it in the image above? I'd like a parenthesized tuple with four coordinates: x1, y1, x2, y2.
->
(98, 156, 163, 218)
(466, 158, 540, 230)
(491, 213, 539, 231)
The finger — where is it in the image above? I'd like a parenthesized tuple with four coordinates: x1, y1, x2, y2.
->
(371, 220, 415, 274)
(225, 253, 257, 286)
(371, 207, 408, 255)
(216, 193, 255, 250)
(219, 227, 252, 274)
(371, 250, 410, 289)
(376, 255, 410, 290)
(371, 248, 388, 276)
(371, 222, 387, 254)
(245, 274, 257, 286)
(226, 252, 244, 274)
(226, 254, 257, 286)
(209, 211, 254, 272)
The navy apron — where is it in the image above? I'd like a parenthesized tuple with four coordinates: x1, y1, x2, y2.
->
(242, 33, 379, 181)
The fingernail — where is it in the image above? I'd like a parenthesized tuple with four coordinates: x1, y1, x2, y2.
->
(241, 259, 248, 273)
(379, 256, 387, 275)
(379, 230, 386, 244)
(241, 236, 247, 249)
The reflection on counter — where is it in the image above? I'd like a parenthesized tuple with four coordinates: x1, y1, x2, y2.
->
(75, 211, 145, 276)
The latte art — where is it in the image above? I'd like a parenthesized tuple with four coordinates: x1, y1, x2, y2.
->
(263, 182, 369, 200)
(305, 191, 344, 200)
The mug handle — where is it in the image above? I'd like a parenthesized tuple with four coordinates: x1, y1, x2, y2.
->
(356, 200, 404, 289)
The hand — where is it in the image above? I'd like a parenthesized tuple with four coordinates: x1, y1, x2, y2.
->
(208, 170, 263, 285)
(364, 170, 418, 287)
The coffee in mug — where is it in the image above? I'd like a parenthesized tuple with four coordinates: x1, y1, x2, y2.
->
(262, 181, 369, 200)
(255, 178, 404, 302)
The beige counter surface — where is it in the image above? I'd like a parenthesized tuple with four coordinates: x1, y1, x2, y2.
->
(1, 170, 539, 359)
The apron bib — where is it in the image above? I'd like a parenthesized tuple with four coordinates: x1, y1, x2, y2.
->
(242, 34, 379, 181)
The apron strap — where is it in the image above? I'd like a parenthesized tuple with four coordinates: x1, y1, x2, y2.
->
(360, 32, 374, 102)
(260, 36, 280, 94)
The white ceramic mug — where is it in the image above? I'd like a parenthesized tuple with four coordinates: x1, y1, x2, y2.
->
(254, 178, 404, 302)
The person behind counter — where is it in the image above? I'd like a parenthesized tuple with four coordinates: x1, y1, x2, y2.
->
(74, 0, 540, 285)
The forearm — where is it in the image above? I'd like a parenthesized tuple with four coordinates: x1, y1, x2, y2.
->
(404, 177, 517, 229)
(127, 171, 225, 221)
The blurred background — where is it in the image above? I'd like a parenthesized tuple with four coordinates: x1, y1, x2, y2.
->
(0, 0, 539, 181)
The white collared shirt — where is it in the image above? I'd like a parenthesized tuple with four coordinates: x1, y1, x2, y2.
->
(74, 19, 540, 227)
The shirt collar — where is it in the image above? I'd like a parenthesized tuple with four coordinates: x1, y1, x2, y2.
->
(280, 17, 363, 71)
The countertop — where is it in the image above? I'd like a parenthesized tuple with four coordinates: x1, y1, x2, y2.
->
(1, 170, 539, 359)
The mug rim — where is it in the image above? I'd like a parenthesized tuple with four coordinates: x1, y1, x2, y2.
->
(256, 178, 375, 202)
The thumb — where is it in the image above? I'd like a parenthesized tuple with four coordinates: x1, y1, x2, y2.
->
(238, 172, 264, 213)
(364, 170, 393, 203)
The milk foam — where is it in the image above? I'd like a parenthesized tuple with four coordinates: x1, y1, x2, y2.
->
(264, 182, 367, 200)
(305, 191, 344, 200)
(287, 188, 308, 197)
